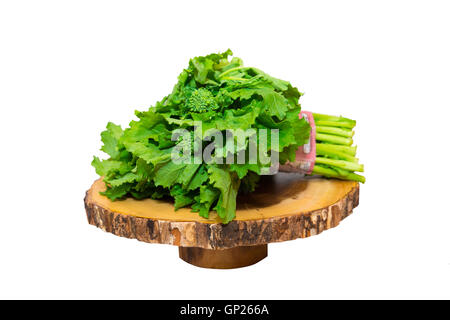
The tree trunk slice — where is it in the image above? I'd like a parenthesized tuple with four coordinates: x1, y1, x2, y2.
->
(179, 245, 268, 269)
(84, 173, 359, 250)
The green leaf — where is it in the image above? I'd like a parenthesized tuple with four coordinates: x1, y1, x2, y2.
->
(228, 87, 288, 120)
(100, 183, 132, 201)
(100, 122, 123, 159)
(107, 172, 138, 187)
(186, 165, 209, 190)
(208, 166, 241, 224)
(170, 185, 195, 210)
(92, 157, 130, 176)
(123, 141, 172, 165)
(153, 161, 187, 188)
(229, 163, 261, 179)
(192, 185, 220, 219)
(178, 163, 202, 188)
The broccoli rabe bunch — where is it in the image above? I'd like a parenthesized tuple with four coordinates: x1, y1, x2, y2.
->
(92, 50, 311, 223)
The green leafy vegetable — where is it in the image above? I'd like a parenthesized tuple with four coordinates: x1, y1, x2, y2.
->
(92, 50, 363, 224)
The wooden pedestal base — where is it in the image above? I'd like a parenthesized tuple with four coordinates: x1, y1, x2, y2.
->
(179, 245, 268, 269)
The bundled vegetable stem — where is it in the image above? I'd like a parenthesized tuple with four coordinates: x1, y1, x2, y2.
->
(311, 113, 365, 183)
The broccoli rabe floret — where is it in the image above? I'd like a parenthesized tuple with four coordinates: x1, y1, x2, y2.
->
(185, 88, 219, 113)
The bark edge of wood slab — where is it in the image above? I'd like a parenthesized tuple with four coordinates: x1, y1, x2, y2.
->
(84, 174, 359, 250)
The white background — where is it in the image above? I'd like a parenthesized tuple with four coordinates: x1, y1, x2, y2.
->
(1, 0, 449, 299)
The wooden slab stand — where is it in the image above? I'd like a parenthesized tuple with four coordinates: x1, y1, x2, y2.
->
(84, 173, 359, 269)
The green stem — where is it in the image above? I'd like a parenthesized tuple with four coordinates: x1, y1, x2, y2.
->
(315, 120, 355, 129)
(316, 133, 353, 146)
(221, 76, 248, 81)
(312, 165, 366, 183)
(315, 144, 358, 162)
(315, 157, 364, 172)
(218, 66, 250, 78)
(316, 143, 357, 156)
(316, 125, 354, 138)
(311, 113, 365, 183)
(313, 113, 356, 127)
